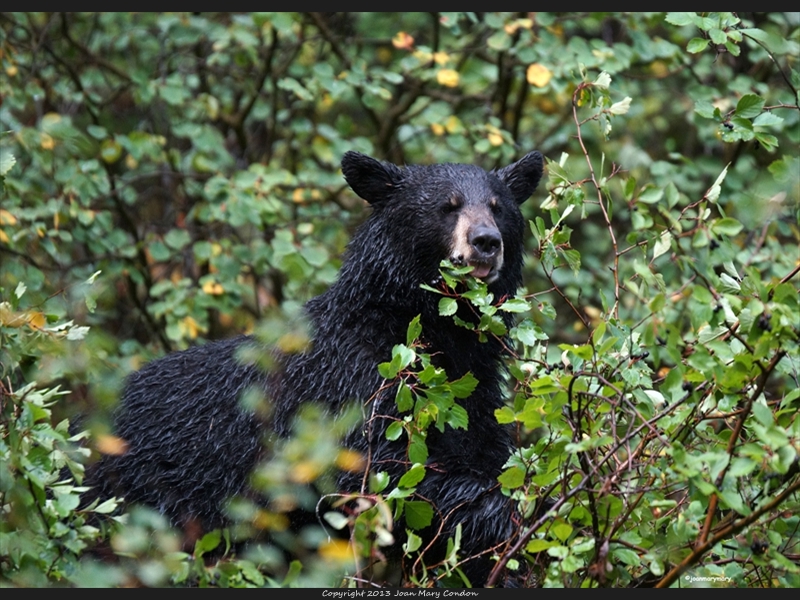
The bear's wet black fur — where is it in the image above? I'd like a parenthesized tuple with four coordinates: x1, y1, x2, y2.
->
(84, 150, 544, 586)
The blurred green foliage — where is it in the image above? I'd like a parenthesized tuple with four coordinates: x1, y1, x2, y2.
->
(0, 12, 798, 588)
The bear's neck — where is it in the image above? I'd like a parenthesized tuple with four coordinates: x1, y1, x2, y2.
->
(285, 262, 509, 406)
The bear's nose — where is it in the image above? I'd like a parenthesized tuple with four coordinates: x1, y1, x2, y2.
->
(470, 226, 502, 257)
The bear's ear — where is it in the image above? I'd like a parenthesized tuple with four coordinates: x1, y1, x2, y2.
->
(341, 151, 404, 205)
(493, 151, 544, 205)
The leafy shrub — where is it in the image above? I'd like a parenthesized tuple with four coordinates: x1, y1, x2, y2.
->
(1, 12, 798, 588)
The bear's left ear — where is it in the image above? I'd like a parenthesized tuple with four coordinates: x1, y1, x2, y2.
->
(493, 151, 544, 205)
(341, 151, 404, 206)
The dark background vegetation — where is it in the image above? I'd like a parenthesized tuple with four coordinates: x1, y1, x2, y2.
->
(0, 12, 798, 588)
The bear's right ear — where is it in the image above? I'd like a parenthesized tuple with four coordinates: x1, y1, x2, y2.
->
(493, 150, 545, 205)
(341, 151, 404, 206)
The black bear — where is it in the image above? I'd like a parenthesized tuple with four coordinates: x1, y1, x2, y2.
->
(84, 150, 544, 586)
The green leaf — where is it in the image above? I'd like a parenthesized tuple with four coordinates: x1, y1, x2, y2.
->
(495, 406, 516, 424)
(398, 463, 426, 488)
(408, 434, 428, 464)
(519, 399, 544, 429)
(708, 28, 727, 45)
(526, 539, 556, 553)
(754, 132, 778, 152)
(449, 373, 478, 399)
(371, 471, 390, 493)
(404, 531, 423, 553)
(86, 125, 108, 139)
(386, 420, 404, 441)
(93, 498, 119, 514)
(148, 241, 170, 262)
(499, 297, 530, 313)
(498, 466, 525, 489)
(652, 230, 672, 260)
(164, 229, 191, 250)
(323, 511, 350, 530)
(406, 315, 422, 346)
(717, 488, 750, 515)
(612, 547, 641, 566)
(0, 151, 16, 176)
(593, 72, 611, 89)
(608, 97, 632, 115)
(734, 94, 765, 119)
(725, 40, 741, 56)
(396, 383, 413, 412)
(487, 30, 511, 51)
(639, 187, 664, 204)
(195, 530, 221, 555)
(694, 100, 716, 119)
(705, 163, 729, 203)
(711, 217, 743, 237)
(752, 398, 774, 427)
(687, 38, 709, 53)
(378, 361, 397, 379)
(446, 404, 469, 430)
(404, 500, 433, 530)
(665, 12, 696, 26)
(552, 521, 573, 542)
(769, 155, 800, 183)
(753, 112, 783, 128)
(439, 297, 458, 316)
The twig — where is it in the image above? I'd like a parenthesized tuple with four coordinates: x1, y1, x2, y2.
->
(656, 475, 800, 588)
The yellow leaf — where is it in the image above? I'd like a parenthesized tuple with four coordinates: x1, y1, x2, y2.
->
(377, 47, 392, 63)
(436, 69, 459, 88)
(444, 115, 464, 134)
(290, 460, 322, 484)
(526, 63, 552, 88)
(252, 509, 289, 532)
(0, 303, 25, 327)
(96, 434, 129, 456)
(0, 229, 8, 244)
(412, 49, 432, 63)
(318, 539, 353, 562)
(42, 112, 61, 127)
(5, 65, 18, 77)
(202, 280, 224, 295)
(335, 449, 365, 473)
(181, 316, 201, 339)
(292, 188, 305, 203)
(584, 306, 601, 320)
(101, 139, 123, 164)
(488, 132, 504, 147)
(650, 60, 669, 78)
(430, 123, 445, 136)
(392, 31, 414, 50)
(40, 132, 55, 150)
(433, 51, 450, 65)
(277, 331, 311, 354)
(27, 311, 46, 329)
(0, 209, 17, 226)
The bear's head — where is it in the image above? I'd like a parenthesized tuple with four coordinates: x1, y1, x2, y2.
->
(341, 151, 543, 293)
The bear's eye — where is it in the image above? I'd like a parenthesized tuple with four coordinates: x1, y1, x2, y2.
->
(441, 197, 461, 214)
(490, 198, 501, 214)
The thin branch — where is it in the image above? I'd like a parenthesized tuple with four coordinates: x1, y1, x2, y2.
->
(656, 475, 800, 588)
(572, 82, 620, 319)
